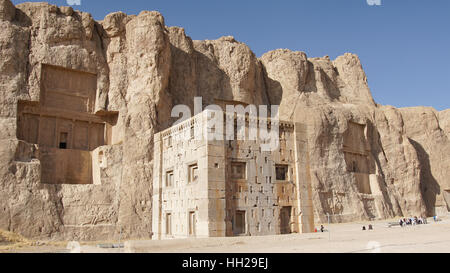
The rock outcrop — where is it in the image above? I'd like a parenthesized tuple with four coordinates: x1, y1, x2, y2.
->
(0, 0, 448, 240)
(439, 109, 450, 137)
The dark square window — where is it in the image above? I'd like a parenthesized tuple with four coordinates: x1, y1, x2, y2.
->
(276, 165, 288, 181)
(231, 162, 246, 179)
(59, 132, 68, 149)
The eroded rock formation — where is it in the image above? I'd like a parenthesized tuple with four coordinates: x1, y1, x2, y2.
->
(0, 0, 449, 240)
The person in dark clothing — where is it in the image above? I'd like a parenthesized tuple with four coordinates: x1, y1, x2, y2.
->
(320, 225, 325, 232)
(362, 226, 366, 231)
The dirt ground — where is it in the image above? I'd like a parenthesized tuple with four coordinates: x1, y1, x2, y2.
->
(2, 216, 449, 253)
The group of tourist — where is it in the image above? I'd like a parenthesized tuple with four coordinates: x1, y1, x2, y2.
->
(362, 224, 373, 231)
(399, 216, 427, 227)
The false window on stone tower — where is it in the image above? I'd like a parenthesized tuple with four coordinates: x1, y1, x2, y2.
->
(234, 210, 246, 235)
(352, 161, 358, 172)
(166, 170, 174, 187)
(231, 162, 246, 180)
(188, 163, 199, 183)
(59, 132, 68, 149)
(189, 211, 196, 236)
(166, 213, 172, 235)
(276, 165, 288, 181)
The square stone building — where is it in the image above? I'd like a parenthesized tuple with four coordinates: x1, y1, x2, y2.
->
(152, 111, 315, 239)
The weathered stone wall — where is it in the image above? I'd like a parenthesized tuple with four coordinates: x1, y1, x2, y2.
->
(152, 112, 313, 239)
(152, 115, 210, 239)
(222, 119, 301, 236)
(0, 0, 449, 240)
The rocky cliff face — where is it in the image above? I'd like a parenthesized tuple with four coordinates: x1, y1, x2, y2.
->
(438, 109, 450, 137)
(0, 0, 448, 240)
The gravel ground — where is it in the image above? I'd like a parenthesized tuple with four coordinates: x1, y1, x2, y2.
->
(2, 216, 449, 253)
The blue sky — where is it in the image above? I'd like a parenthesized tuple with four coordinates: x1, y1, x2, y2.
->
(12, 0, 450, 111)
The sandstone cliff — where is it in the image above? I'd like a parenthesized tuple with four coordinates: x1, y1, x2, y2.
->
(0, 0, 448, 240)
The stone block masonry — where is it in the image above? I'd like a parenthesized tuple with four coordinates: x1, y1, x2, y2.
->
(152, 111, 315, 239)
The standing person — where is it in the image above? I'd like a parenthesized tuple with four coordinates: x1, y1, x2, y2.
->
(320, 225, 325, 232)
(399, 218, 404, 227)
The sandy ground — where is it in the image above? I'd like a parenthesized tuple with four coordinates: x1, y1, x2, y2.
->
(2, 216, 450, 253)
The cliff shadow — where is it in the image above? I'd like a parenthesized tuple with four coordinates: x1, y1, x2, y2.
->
(193, 50, 233, 107)
(304, 61, 318, 94)
(365, 120, 398, 218)
(304, 61, 342, 101)
(408, 138, 441, 216)
(261, 65, 282, 106)
(168, 44, 197, 108)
